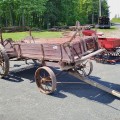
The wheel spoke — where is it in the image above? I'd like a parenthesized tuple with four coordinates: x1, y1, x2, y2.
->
(48, 81, 52, 86)
(82, 69, 87, 76)
(43, 71, 46, 77)
(35, 67, 56, 94)
(85, 68, 90, 71)
(76, 60, 93, 76)
(45, 84, 50, 91)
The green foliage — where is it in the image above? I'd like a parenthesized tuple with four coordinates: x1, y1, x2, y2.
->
(0, 0, 47, 27)
(0, 0, 109, 28)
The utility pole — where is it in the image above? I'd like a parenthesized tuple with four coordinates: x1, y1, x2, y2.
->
(99, 0, 101, 17)
(92, 13, 94, 24)
(92, 0, 94, 24)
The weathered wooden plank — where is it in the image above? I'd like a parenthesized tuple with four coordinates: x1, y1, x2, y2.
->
(69, 71, 120, 98)
(43, 44, 62, 60)
(21, 54, 43, 59)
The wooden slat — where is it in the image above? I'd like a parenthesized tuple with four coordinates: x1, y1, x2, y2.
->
(21, 54, 43, 59)
(43, 44, 62, 60)
(18, 43, 43, 58)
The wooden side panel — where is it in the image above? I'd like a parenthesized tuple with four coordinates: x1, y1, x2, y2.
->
(16, 43, 43, 59)
(71, 41, 83, 58)
(4, 40, 18, 58)
(61, 46, 72, 62)
(11, 36, 98, 63)
(83, 37, 98, 52)
(42, 44, 62, 61)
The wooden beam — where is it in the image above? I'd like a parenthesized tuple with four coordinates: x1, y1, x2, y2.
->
(68, 71, 120, 98)
(61, 49, 105, 71)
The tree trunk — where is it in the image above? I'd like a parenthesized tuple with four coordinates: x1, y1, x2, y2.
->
(22, 10, 25, 27)
(5, 18, 8, 27)
(9, 6, 13, 26)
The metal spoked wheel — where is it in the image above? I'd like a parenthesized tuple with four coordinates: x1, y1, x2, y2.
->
(76, 59, 93, 76)
(35, 66, 57, 94)
(0, 44, 9, 78)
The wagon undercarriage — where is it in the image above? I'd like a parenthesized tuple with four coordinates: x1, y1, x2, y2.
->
(0, 28, 120, 99)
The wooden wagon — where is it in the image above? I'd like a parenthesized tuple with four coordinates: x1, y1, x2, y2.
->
(0, 28, 120, 98)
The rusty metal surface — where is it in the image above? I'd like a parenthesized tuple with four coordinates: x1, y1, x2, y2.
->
(0, 44, 9, 78)
(35, 66, 57, 94)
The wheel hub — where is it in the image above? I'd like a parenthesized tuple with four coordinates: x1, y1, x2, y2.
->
(41, 77, 51, 84)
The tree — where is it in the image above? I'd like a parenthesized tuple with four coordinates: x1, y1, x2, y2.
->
(0, 0, 109, 28)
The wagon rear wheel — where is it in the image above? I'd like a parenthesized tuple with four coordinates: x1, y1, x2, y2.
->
(77, 59, 93, 76)
(35, 66, 56, 94)
(0, 44, 9, 78)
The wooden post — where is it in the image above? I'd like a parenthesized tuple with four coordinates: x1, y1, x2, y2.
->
(0, 29, 4, 45)
(29, 27, 32, 36)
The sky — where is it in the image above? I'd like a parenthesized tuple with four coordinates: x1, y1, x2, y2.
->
(107, 0, 120, 19)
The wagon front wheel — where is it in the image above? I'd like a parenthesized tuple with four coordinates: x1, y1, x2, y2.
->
(0, 44, 9, 78)
(35, 66, 56, 94)
(77, 59, 93, 76)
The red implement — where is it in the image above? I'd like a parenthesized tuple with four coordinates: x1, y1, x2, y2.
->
(98, 37, 120, 49)
(82, 30, 103, 36)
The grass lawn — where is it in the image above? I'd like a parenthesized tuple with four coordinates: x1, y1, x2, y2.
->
(2, 26, 119, 41)
(111, 18, 120, 23)
(2, 31, 63, 41)
(93, 26, 118, 33)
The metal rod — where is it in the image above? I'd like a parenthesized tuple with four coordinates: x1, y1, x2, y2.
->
(57, 82, 86, 84)
(78, 48, 105, 62)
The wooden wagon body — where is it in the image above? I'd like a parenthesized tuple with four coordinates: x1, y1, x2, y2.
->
(2, 31, 99, 68)
(0, 30, 120, 98)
